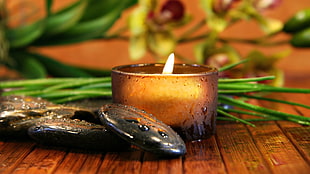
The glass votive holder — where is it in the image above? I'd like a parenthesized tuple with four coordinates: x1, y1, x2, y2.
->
(111, 63, 218, 141)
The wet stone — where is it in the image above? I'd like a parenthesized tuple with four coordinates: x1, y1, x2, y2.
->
(99, 103, 186, 157)
(138, 124, 149, 131)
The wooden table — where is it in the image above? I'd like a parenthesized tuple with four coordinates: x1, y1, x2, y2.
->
(0, 74, 310, 174)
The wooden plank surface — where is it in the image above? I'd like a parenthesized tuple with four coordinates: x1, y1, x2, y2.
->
(0, 109, 309, 174)
(183, 137, 226, 174)
(1, 78, 310, 174)
(216, 122, 271, 173)
(0, 94, 309, 174)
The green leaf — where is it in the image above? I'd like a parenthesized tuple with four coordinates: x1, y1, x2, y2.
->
(43, 0, 87, 35)
(80, 0, 137, 21)
(22, 51, 92, 77)
(6, 20, 45, 48)
(10, 52, 47, 78)
(34, 0, 137, 45)
(47, 10, 120, 45)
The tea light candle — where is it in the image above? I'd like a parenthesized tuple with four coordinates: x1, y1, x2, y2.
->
(111, 54, 218, 141)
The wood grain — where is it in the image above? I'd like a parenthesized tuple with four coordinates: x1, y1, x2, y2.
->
(183, 136, 226, 174)
(9, 145, 66, 174)
(216, 122, 272, 173)
(0, 141, 35, 174)
(97, 151, 142, 174)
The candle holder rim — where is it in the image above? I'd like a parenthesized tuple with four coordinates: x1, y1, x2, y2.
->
(112, 63, 218, 76)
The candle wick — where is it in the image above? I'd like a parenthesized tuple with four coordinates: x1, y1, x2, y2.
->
(162, 53, 175, 74)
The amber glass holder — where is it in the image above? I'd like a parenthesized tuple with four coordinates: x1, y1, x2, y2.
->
(111, 63, 218, 141)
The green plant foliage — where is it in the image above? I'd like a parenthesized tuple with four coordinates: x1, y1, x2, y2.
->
(1, 0, 137, 78)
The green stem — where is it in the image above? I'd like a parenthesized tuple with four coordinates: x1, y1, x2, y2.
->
(217, 117, 281, 121)
(218, 76, 275, 83)
(218, 95, 310, 125)
(50, 95, 103, 104)
(217, 108, 256, 127)
(43, 78, 111, 92)
(219, 59, 248, 72)
(218, 37, 290, 46)
(79, 83, 111, 89)
(218, 107, 279, 120)
(99, 34, 129, 41)
(235, 94, 310, 109)
(0, 78, 94, 88)
(178, 34, 210, 43)
(218, 89, 262, 94)
(38, 89, 112, 99)
(2, 88, 46, 96)
(218, 83, 310, 93)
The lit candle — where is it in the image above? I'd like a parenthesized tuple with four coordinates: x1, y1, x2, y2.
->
(162, 53, 175, 74)
(111, 53, 218, 141)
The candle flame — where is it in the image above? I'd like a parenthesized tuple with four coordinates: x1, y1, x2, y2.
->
(162, 53, 175, 74)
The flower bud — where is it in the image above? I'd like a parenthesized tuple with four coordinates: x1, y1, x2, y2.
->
(160, 0, 185, 21)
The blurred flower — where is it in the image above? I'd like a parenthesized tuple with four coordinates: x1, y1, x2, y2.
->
(127, 0, 287, 86)
(257, 17, 283, 34)
(212, 0, 240, 14)
(242, 50, 289, 86)
(254, 0, 282, 11)
(129, 0, 186, 60)
(207, 54, 230, 68)
(161, 0, 185, 21)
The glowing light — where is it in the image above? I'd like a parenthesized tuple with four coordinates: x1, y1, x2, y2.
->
(162, 53, 175, 74)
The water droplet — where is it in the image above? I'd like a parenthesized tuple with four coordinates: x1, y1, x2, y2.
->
(101, 110, 108, 116)
(158, 131, 168, 138)
(34, 126, 42, 131)
(138, 124, 149, 131)
(202, 107, 208, 114)
(34, 102, 46, 109)
(0, 104, 15, 111)
(43, 111, 56, 117)
(13, 97, 19, 101)
(21, 104, 31, 110)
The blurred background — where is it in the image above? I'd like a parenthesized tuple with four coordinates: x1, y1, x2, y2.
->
(2, 0, 310, 87)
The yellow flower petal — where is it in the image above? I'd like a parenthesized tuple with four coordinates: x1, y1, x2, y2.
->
(129, 34, 147, 60)
(128, 7, 148, 36)
(148, 31, 176, 57)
